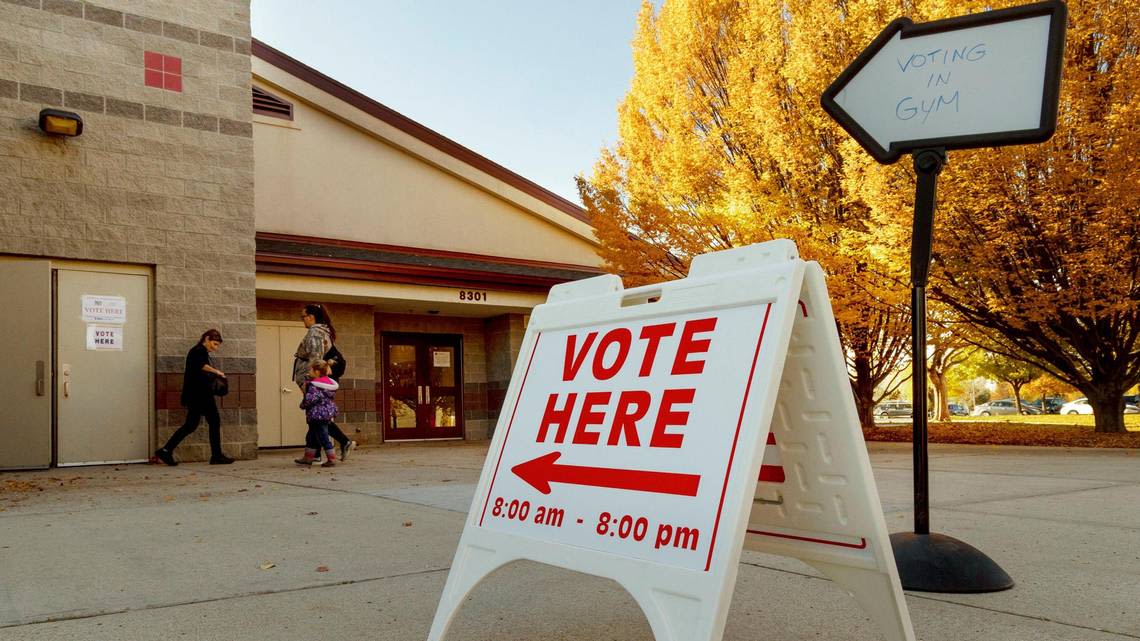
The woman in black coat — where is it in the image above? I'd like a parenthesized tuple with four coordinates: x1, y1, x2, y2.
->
(153, 329, 234, 465)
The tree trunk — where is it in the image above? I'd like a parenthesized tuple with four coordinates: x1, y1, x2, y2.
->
(1012, 384, 1023, 414)
(1085, 387, 1128, 433)
(929, 368, 951, 421)
(851, 354, 876, 430)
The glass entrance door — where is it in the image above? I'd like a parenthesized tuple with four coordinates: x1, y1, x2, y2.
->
(382, 333, 463, 440)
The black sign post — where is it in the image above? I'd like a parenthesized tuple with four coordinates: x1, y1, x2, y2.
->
(822, 1, 1067, 592)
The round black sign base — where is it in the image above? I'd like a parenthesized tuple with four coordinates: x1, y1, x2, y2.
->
(889, 532, 1015, 593)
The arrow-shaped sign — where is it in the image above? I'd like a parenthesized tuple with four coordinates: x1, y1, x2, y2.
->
(511, 452, 701, 497)
(822, 0, 1067, 164)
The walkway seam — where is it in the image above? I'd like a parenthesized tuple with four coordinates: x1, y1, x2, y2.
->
(194, 469, 472, 514)
(0, 566, 451, 629)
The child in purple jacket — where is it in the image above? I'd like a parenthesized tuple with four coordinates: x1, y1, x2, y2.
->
(296, 359, 339, 467)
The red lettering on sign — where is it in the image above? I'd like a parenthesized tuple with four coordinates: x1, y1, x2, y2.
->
(591, 328, 632, 380)
(637, 323, 676, 377)
(607, 390, 649, 446)
(650, 388, 695, 448)
(537, 392, 577, 443)
(563, 333, 597, 381)
(672, 318, 717, 375)
(572, 391, 611, 445)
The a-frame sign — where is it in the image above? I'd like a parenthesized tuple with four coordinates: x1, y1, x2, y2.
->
(429, 240, 914, 641)
(821, 0, 1067, 164)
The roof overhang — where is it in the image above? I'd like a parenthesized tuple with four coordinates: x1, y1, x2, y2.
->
(256, 232, 604, 294)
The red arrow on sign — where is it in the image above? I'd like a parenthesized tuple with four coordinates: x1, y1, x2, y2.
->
(511, 452, 701, 497)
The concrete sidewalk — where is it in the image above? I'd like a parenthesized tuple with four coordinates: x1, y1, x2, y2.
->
(0, 442, 1137, 640)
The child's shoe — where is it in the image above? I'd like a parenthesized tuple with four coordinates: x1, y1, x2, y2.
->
(295, 448, 318, 466)
(320, 450, 337, 467)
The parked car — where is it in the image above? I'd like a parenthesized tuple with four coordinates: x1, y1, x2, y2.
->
(1060, 398, 1092, 415)
(1024, 398, 1064, 414)
(1060, 397, 1140, 415)
(971, 399, 1041, 416)
(875, 400, 913, 418)
(948, 403, 968, 417)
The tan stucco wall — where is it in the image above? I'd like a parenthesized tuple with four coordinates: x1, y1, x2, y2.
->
(252, 75, 601, 267)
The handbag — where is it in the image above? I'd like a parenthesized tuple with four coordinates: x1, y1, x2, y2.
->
(209, 373, 230, 397)
(324, 345, 347, 381)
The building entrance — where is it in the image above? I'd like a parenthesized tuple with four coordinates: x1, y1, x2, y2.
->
(382, 333, 463, 440)
(255, 321, 310, 447)
(0, 260, 152, 469)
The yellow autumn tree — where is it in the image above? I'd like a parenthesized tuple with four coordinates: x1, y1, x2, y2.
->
(579, 0, 917, 428)
(849, 0, 1140, 433)
(927, 308, 974, 421)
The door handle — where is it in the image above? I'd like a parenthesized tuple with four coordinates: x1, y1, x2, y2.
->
(35, 360, 45, 396)
(61, 363, 71, 398)
(282, 387, 293, 394)
(417, 385, 423, 404)
(425, 386, 431, 404)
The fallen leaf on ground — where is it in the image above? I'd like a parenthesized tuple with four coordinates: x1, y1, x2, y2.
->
(315, 566, 329, 573)
(307, 511, 318, 516)
(163, 496, 174, 502)
(259, 562, 276, 570)
(2, 480, 43, 493)
(403, 521, 413, 527)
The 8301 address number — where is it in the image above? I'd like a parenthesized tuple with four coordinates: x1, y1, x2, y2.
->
(458, 290, 488, 302)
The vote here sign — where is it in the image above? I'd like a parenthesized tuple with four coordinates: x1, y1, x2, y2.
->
(477, 303, 774, 572)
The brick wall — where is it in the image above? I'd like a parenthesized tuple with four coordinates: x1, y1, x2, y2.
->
(257, 298, 379, 445)
(484, 313, 526, 437)
(0, 0, 255, 460)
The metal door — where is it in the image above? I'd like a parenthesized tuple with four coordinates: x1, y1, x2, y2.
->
(255, 323, 309, 447)
(0, 261, 52, 470)
(55, 269, 151, 465)
(278, 325, 309, 445)
(255, 324, 282, 446)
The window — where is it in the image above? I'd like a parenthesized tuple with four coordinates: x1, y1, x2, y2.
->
(252, 86, 293, 120)
(144, 51, 182, 92)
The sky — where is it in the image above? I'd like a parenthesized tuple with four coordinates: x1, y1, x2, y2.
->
(250, 0, 644, 205)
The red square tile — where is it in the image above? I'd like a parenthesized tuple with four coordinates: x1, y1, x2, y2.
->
(144, 68, 163, 88)
(163, 73, 182, 92)
(163, 55, 181, 74)
(144, 50, 163, 70)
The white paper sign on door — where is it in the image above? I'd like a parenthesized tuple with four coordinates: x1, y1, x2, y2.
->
(86, 324, 123, 351)
(81, 295, 126, 323)
(432, 350, 451, 368)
